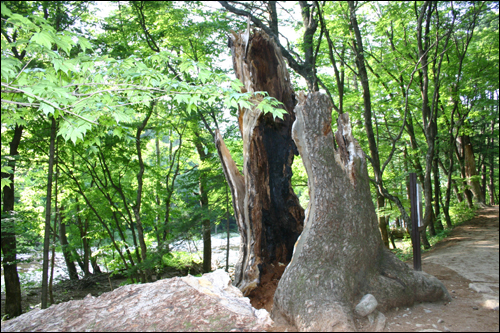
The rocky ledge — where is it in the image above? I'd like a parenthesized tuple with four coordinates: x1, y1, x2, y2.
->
(1, 269, 272, 332)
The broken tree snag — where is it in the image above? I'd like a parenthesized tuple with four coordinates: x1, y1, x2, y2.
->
(219, 29, 304, 303)
(214, 129, 247, 285)
(272, 92, 450, 332)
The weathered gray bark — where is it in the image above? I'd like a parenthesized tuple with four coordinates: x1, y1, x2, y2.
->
(215, 30, 304, 299)
(272, 92, 450, 331)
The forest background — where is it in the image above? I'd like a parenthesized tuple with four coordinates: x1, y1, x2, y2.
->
(1, 0, 498, 318)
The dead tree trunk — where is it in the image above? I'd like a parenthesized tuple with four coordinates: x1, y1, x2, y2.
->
(272, 92, 450, 331)
(215, 30, 304, 300)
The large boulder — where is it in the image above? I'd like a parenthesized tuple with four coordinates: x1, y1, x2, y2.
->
(1, 269, 272, 332)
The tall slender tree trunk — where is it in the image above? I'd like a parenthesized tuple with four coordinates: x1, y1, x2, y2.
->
(481, 159, 487, 204)
(427, 210, 437, 237)
(72, 153, 90, 277)
(440, 149, 464, 204)
(463, 134, 486, 206)
(434, 152, 444, 231)
(347, 1, 412, 231)
(75, 198, 90, 277)
(133, 106, 154, 282)
(155, 134, 162, 246)
(1, 124, 23, 318)
(416, 1, 435, 250)
(415, 0, 455, 247)
(455, 133, 474, 209)
(453, 180, 465, 203)
(200, 175, 211, 273)
(194, 139, 212, 274)
(49, 143, 60, 305)
(42, 116, 57, 309)
(442, 154, 454, 228)
(58, 207, 78, 280)
(49, 211, 57, 305)
(377, 195, 389, 248)
(161, 126, 184, 249)
(488, 120, 496, 205)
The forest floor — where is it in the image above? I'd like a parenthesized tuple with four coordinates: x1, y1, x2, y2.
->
(381, 205, 499, 332)
(1, 206, 498, 332)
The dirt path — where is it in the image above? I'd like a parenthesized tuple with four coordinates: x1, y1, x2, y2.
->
(383, 205, 499, 332)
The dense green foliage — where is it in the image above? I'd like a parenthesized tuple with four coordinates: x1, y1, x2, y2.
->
(1, 1, 285, 286)
(1, 1, 498, 314)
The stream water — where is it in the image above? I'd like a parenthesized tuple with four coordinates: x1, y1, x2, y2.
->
(0, 233, 241, 293)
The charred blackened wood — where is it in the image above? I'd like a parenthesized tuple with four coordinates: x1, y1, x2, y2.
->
(216, 29, 304, 300)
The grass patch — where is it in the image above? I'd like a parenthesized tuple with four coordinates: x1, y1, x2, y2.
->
(162, 251, 202, 271)
(391, 235, 413, 262)
(392, 227, 454, 261)
(391, 204, 477, 262)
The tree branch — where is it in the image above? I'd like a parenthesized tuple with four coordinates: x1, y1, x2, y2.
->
(218, 1, 309, 83)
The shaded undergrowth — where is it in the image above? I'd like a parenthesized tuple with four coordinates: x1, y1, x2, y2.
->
(390, 204, 477, 262)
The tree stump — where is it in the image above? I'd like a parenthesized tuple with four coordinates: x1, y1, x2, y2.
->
(215, 29, 304, 301)
(272, 92, 451, 331)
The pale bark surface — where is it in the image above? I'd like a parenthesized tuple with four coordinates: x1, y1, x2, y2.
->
(216, 30, 304, 297)
(1, 270, 272, 332)
(272, 92, 450, 331)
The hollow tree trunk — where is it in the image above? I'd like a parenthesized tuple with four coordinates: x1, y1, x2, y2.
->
(272, 92, 450, 331)
(215, 30, 304, 300)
